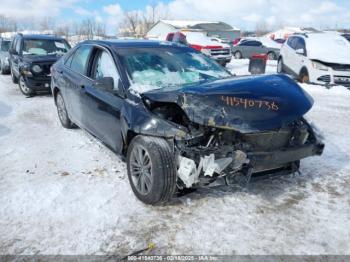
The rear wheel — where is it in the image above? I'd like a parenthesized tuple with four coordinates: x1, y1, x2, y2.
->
(219, 61, 228, 67)
(19, 75, 35, 97)
(267, 52, 276, 60)
(56, 91, 74, 128)
(0, 61, 5, 75)
(127, 136, 177, 205)
(234, 51, 242, 59)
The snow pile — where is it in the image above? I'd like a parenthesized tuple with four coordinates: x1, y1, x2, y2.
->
(305, 33, 350, 64)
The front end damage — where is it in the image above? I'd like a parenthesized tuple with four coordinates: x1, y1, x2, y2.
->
(173, 120, 324, 188)
(140, 74, 325, 189)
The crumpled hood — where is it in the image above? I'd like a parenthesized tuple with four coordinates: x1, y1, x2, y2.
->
(143, 74, 314, 133)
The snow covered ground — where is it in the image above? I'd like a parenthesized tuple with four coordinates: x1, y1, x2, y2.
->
(0, 59, 350, 255)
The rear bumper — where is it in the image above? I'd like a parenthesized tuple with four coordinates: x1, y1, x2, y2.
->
(25, 76, 51, 91)
(248, 142, 324, 173)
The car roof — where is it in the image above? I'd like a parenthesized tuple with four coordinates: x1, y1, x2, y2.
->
(81, 39, 187, 49)
(19, 34, 66, 41)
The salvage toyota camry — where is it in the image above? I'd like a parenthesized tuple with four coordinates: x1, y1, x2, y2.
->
(51, 40, 324, 205)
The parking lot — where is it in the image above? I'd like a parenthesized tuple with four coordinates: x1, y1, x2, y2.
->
(1, 60, 350, 255)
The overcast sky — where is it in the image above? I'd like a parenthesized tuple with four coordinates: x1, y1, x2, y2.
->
(1, 0, 349, 33)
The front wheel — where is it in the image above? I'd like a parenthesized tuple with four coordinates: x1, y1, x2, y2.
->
(19, 76, 35, 97)
(299, 69, 310, 83)
(127, 136, 177, 205)
(11, 67, 18, 83)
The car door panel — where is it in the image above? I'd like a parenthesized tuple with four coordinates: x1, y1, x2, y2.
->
(78, 49, 124, 153)
(81, 86, 123, 151)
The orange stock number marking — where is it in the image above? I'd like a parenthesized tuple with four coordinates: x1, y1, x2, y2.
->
(221, 96, 279, 111)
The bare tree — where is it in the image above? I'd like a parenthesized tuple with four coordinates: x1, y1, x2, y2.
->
(119, 3, 169, 38)
(39, 17, 56, 31)
(0, 14, 17, 33)
(255, 21, 270, 36)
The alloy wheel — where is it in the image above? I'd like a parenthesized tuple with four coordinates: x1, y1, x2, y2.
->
(19, 77, 31, 94)
(129, 144, 153, 195)
(56, 94, 68, 124)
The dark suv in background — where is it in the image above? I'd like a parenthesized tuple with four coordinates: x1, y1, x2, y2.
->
(0, 38, 11, 74)
(9, 34, 70, 97)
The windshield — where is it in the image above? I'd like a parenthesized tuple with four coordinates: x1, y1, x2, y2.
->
(23, 39, 70, 56)
(117, 47, 230, 93)
(1, 41, 10, 51)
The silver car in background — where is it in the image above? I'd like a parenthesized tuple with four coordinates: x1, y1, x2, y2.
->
(0, 38, 11, 74)
(231, 38, 280, 60)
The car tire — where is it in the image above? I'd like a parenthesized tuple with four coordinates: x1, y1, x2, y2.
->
(55, 91, 74, 129)
(299, 68, 310, 83)
(0, 61, 5, 75)
(127, 135, 177, 205)
(277, 57, 285, 73)
(267, 52, 276, 60)
(11, 67, 18, 83)
(234, 51, 242, 59)
(18, 75, 35, 97)
(219, 61, 227, 67)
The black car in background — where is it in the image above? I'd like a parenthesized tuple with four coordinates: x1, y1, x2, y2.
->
(51, 40, 323, 205)
(8, 34, 70, 97)
(0, 38, 11, 74)
(342, 33, 350, 42)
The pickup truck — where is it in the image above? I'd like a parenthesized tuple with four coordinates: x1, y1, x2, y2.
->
(166, 31, 232, 67)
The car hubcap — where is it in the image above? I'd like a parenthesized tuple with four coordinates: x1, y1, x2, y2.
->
(268, 53, 275, 60)
(130, 145, 153, 195)
(20, 77, 30, 94)
(56, 95, 68, 123)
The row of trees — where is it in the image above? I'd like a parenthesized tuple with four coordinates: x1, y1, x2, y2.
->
(0, 4, 169, 40)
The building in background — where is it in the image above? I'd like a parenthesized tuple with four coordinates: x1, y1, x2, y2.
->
(146, 20, 240, 41)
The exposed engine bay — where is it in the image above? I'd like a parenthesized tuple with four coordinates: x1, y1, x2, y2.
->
(147, 99, 324, 189)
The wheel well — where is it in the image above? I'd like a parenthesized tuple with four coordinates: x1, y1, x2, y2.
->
(299, 66, 309, 77)
(122, 130, 137, 155)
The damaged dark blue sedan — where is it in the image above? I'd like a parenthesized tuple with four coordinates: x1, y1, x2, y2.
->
(51, 40, 324, 205)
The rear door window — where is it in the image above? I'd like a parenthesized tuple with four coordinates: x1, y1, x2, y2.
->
(287, 37, 297, 49)
(241, 40, 262, 46)
(69, 45, 93, 75)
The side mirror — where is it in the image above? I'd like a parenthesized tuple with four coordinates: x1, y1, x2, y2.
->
(94, 77, 114, 92)
(296, 49, 305, 55)
(94, 77, 124, 97)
